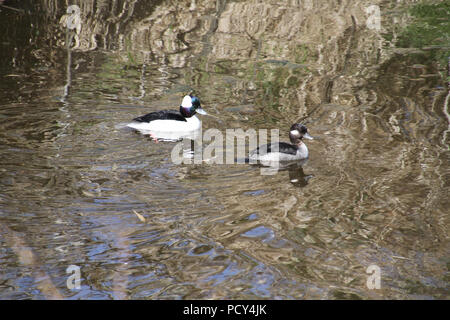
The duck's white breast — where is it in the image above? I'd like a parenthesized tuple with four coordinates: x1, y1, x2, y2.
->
(296, 143, 309, 159)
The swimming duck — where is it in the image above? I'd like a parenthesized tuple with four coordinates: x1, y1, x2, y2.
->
(249, 123, 313, 162)
(127, 95, 207, 139)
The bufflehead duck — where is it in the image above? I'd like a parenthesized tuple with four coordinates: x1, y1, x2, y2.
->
(249, 123, 313, 162)
(127, 95, 207, 140)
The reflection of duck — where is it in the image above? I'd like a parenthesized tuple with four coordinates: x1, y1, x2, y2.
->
(127, 95, 207, 140)
(286, 162, 313, 187)
(252, 159, 313, 187)
(249, 123, 313, 163)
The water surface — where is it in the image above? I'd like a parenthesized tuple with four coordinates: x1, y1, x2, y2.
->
(0, 0, 448, 299)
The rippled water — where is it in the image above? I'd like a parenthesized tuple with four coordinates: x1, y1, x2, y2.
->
(0, 0, 448, 299)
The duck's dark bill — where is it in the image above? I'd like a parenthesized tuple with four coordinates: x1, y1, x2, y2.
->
(196, 108, 207, 115)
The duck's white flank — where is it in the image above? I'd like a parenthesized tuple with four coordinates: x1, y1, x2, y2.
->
(126, 115, 201, 132)
(249, 143, 309, 162)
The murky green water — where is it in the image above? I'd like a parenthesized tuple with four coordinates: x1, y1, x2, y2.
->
(0, 0, 448, 299)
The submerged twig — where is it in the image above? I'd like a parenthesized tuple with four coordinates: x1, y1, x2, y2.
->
(0, 4, 25, 14)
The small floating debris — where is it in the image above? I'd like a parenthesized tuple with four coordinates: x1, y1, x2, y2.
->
(133, 210, 146, 223)
(81, 190, 96, 197)
(392, 255, 412, 260)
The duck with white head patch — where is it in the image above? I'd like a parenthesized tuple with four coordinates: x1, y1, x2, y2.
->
(127, 95, 207, 140)
(249, 123, 313, 162)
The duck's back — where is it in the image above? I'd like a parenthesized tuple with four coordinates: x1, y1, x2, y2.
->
(133, 110, 187, 123)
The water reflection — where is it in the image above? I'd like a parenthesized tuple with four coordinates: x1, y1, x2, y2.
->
(286, 163, 313, 188)
(0, 0, 448, 300)
(249, 160, 312, 188)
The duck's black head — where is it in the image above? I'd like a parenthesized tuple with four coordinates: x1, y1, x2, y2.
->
(180, 95, 207, 118)
(289, 123, 313, 144)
